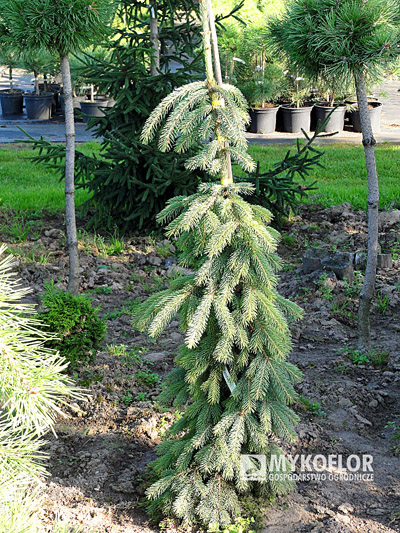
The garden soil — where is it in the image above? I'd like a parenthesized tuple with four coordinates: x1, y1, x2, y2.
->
(2, 202, 400, 532)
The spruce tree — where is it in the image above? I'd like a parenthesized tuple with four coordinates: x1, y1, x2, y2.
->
(133, 0, 303, 527)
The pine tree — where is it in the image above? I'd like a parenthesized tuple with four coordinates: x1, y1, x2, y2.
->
(268, 0, 400, 352)
(0, 0, 114, 294)
(133, 0, 303, 527)
(0, 246, 81, 530)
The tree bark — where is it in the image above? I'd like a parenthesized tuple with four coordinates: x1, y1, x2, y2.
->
(149, 1, 160, 76)
(60, 54, 80, 294)
(355, 72, 379, 353)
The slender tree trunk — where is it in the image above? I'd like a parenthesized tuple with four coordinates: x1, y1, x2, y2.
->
(9, 67, 13, 93)
(205, 0, 233, 186)
(60, 54, 80, 294)
(149, 1, 160, 76)
(355, 72, 379, 353)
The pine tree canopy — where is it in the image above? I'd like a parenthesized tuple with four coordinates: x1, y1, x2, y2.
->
(0, 246, 81, 526)
(268, 0, 400, 84)
(0, 0, 114, 56)
(133, 183, 303, 526)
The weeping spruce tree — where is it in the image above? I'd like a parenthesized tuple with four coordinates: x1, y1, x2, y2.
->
(134, 0, 302, 527)
(269, 0, 400, 352)
(1, 0, 112, 294)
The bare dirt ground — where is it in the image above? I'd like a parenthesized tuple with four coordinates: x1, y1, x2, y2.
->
(2, 202, 400, 532)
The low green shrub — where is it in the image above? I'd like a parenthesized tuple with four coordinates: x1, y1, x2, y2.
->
(38, 284, 106, 370)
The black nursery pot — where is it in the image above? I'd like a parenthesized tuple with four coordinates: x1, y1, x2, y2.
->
(281, 104, 313, 133)
(347, 101, 383, 133)
(0, 90, 24, 115)
(249, 106, 280, 134)
(60, 95, 87, 115)
(80, 100, 109, 123)
(24, 94, 53, 120)
(313, 103, 346, 133)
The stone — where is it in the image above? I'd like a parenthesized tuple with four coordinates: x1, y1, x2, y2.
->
(354, 412, 372, 426)
(368, 399, 379, 408)
(383, 371, 395, 378)
(148, 255, 162, 266)
(303, 248, 329, 274)
(377, 254, 393, 269)
(165, 257, 178, 268)
(326, 202, 353, 222)
(45, 228, 63, 238)
(338, 503, 354, 515)
(321, 252, 354, 283)
(110, 480, 134, 493)
(169, 331, 183, 342)
(378, 209, 400, 230)
(144, 351, 168, 363)
(338, 398, 353, 408)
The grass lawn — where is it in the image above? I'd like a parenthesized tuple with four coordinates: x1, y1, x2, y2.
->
(0, 142, 100, 212)
(0, 141, 399, 212)
(247, 142, 400, 210)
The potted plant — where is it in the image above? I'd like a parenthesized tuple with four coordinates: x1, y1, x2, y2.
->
(312, 74, 348, 133)
(241, 64, 285, 133)
(80, 83, 115, 122)
(78, 47, 115, 122)
(0, 42, 24, 115)
(22, 51, 57, 120)
(346, 98, 383, 133)
(280, 70, 313, 132)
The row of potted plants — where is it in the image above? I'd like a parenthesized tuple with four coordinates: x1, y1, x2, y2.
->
(220, 31, 385, 135)
(0, 83, 116, 121)
(0, 48, 115, 121)
(248, 99, 383, 134)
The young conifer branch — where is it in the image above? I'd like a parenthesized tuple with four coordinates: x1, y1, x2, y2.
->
(0, 246, 82, 527)
(140, 0, 254, 182)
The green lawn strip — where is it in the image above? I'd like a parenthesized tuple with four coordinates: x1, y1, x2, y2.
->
(0, 141, 399, 212)
(0, 142, 101, 211)
(247, 142, 400, 211)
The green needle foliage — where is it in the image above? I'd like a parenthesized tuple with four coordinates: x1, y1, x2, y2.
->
(37, 284, 107, 371)
(133, 2, 302, 527)
(134, 183, 302, 527)
(0, 246, 81, 528)
(268, 0, 400, 86)
(0, 0, 112, 56)
(141, 82, 254, 177)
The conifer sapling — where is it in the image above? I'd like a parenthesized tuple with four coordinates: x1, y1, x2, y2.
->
(134, 0, 303, 527)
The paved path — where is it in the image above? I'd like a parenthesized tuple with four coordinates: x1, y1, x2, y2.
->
(0, 121, 96, 143)
(0, 69, 399, 144)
